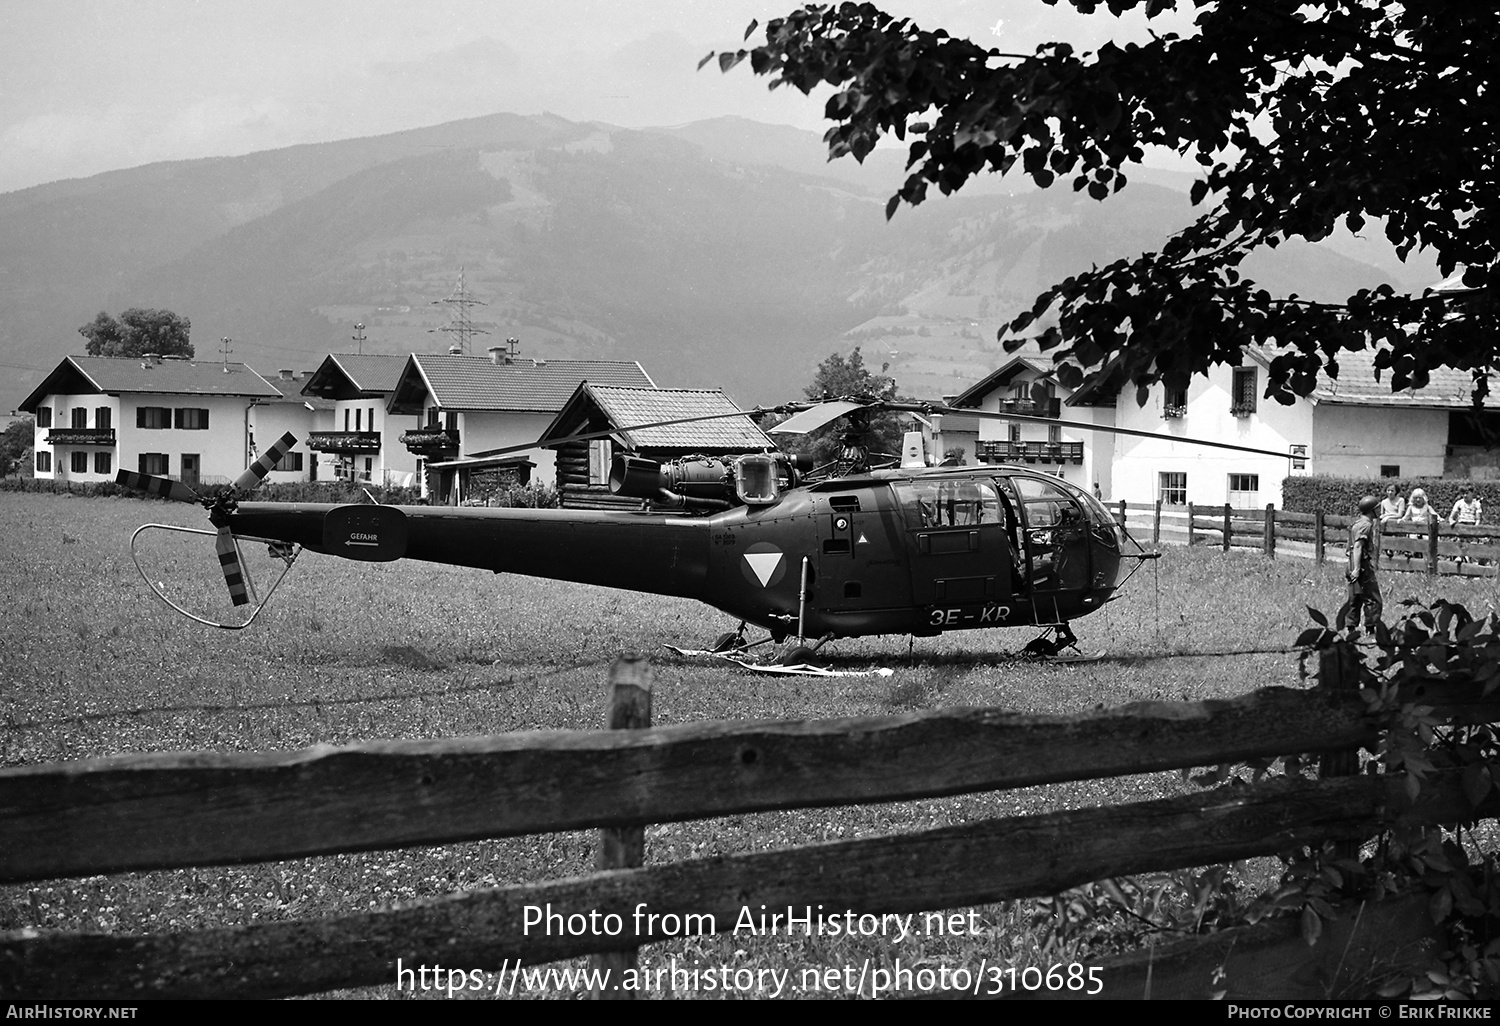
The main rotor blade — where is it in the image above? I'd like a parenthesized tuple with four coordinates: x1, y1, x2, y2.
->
(767, 400, 867, 436)
(943, 405, 1295, 459)
(234, 432, 297, 493)
(214, 527, 251, 606)
(474, 408, 786, 459)
(115, 470, 198, 503)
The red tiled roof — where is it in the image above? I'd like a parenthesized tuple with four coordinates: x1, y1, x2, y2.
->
(19, 356, 281, 410)
(585, 386, 773, 450)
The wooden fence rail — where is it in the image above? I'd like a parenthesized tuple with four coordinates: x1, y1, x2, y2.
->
(1115, 501, 1500, 577)
(3, 655, 1499, 998)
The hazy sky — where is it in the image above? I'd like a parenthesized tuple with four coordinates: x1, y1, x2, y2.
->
(1, 0, 1182, 195)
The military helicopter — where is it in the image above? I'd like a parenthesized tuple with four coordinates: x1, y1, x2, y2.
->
(116, 396, 1292, 663)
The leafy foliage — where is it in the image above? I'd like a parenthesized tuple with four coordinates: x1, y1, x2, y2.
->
(78, 308, 193, 359)
(1283, 475, 1500, 519)
(785, 346, 906, 469)
(713, 2, 1498, 407)
(0, 418, 31, 478)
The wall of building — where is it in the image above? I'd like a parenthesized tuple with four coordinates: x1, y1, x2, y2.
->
(458, 412, 558, 484)
(1311, 404, 1448, 479)
(248, 402, 323, 484)
(34, 393, 253, 486)
(1109, 365, 1312, 509)
(326, 398, 420, 487)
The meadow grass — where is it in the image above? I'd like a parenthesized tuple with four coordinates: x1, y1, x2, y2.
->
(4, 490, 1500, 998)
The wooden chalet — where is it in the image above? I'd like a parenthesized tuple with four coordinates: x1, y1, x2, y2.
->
(538, 384, 775, 509)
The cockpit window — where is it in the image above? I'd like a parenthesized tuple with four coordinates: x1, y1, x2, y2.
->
(896, 479, 1002, 529)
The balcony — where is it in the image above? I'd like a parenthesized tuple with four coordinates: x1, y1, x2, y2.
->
(995, 397, 1062, 419)
(45, 428, 116, 446)
(399, 428, 460, 456)
(1230, 404, 1256, 419)
(977, 440, 1084, 465)
(307, 431, 382, 454)
(1163, 405, 1186, 420)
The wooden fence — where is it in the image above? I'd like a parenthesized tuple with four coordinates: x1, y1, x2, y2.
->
(1112, 500, 1500, 576)
(3, 651, 1498, 1000)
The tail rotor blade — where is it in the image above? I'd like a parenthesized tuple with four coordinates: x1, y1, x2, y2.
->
(214, 528, 251, 607)
(115, 469, 198, 503)
(233, 432, 297, 493)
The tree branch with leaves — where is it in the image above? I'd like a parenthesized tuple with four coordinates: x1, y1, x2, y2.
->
(709, 1, 1497, 407)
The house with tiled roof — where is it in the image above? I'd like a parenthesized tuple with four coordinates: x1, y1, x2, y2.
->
(386, 348, 655, 497)
(945, 352, 1112, 495)
(17, 354, 309, 486)
(538, 383, 776, 508)
(1068, 346, 1499, 509)
(299, 354, 417, 487)
(253, 368, 335, 483)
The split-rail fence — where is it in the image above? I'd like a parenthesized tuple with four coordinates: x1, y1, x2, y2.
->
(1112, 500, 1500, 577)
(3, 652, 1498, 1000)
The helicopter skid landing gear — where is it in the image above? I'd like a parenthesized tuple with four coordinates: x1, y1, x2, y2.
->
(1022, 623, 1079, 659)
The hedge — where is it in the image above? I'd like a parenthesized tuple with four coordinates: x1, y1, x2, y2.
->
(1282, 475, 1500, 517)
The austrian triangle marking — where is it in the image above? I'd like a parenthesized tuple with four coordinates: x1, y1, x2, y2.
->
(744, 551, 784, 588)
(857, 532, 869, 544)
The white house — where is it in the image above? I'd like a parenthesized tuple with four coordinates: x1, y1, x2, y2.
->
(298, 354, 419, 487)
(385, 347, 656, 492)
(1070, 347, 1494, 509)
(946, 353, 1114, 496)
(19, 355, 294, 487)
(251, 368, 334, 484)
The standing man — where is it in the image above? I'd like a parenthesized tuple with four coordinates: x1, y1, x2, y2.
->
(1341, 495, 1382, 633)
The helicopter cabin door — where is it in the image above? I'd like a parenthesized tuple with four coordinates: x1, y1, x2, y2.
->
(1013, 476, 1091, 597)
(895, 478, 1011, 626)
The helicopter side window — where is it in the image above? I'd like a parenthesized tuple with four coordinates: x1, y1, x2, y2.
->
(898, 480, 1000, 530)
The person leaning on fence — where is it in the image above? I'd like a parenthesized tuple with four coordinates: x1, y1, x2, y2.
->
(1405, 487, 1436, 525)
(1340, 495, 1382, 634)
(1450, 487, 1482, 527)
(1379, 483, 1405, 525)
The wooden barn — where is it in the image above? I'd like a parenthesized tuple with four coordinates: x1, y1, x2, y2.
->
(539, 384, 775, 509)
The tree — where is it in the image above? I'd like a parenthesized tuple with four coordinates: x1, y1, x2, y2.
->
(788, 346, 905, 468)
(0, 418, 32, 478)
(79, 309, 193, 359)
(711, 2, 1497, 407)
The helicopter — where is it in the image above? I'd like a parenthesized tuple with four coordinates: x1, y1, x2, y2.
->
(115, 396, 1294, 663)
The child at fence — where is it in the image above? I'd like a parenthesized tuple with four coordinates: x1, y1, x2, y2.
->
(1449, 487, 1482, 527)
(1340, 495, 1382, 634)
(1405, 487, 1436, 525)
(1379, 484, 1405, 525)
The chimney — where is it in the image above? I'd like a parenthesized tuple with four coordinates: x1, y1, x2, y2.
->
(142, 352, 161, 366)
(488, 346, 508, 365)
(448, 344, 463, 356)
(279, 369, 294, 380)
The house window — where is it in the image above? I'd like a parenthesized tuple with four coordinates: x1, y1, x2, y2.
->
(94, 451, 112, 475)
(36, 451, 51, 473)
(71, 407, 88, 428)
(139, 453, 169, 476)
(344, 408, 351, 431)
(137, 407, 171, 429)
(1228, 473, 1260, 507)
(1164, 386, 1187, 419)
(1290, 444, 1308, 471)
(362, 457, 373, 482)
(1231, 368, 1258, 416)
(355, 408, 362, 432)
(1047, 423, 1061, 445)
(273, 451, 304, 473)
(1159, 472, 1188, 506)
(1008, 421, 1022, 444)
(174, 408, 209, 429)
(1380, 464, 1400, 478)
(588, 439, 613, 485)
(36, 407, 51, 428)
(96, 407, 111, 431)
(69, 451, 88, 473)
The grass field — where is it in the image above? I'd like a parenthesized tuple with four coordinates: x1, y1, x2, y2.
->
(5, 490, 1500, 998)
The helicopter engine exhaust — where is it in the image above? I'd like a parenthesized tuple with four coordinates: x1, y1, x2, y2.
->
(609, 454, 735, 504)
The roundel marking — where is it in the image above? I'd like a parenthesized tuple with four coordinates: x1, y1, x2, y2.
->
(741, 542, 787, 589)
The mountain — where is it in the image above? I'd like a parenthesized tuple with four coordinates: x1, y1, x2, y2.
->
(0, 111, 1419, 417)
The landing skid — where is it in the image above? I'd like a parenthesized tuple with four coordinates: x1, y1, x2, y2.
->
(710, 621, 833, 666)
(1022, 623, 1080, 659)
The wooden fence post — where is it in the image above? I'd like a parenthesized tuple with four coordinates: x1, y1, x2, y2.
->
(1314, 510, 1325, 565)
(1153, 499, 1162, 545)
(1318, 642, 1363, 869)
(590, 654, 653, 998)
(1264, 504, 1276, 559)
(1223, 503, 1232, 552)
(1188, 501, 1196, 547)
(1428, 521, 1440, 575)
